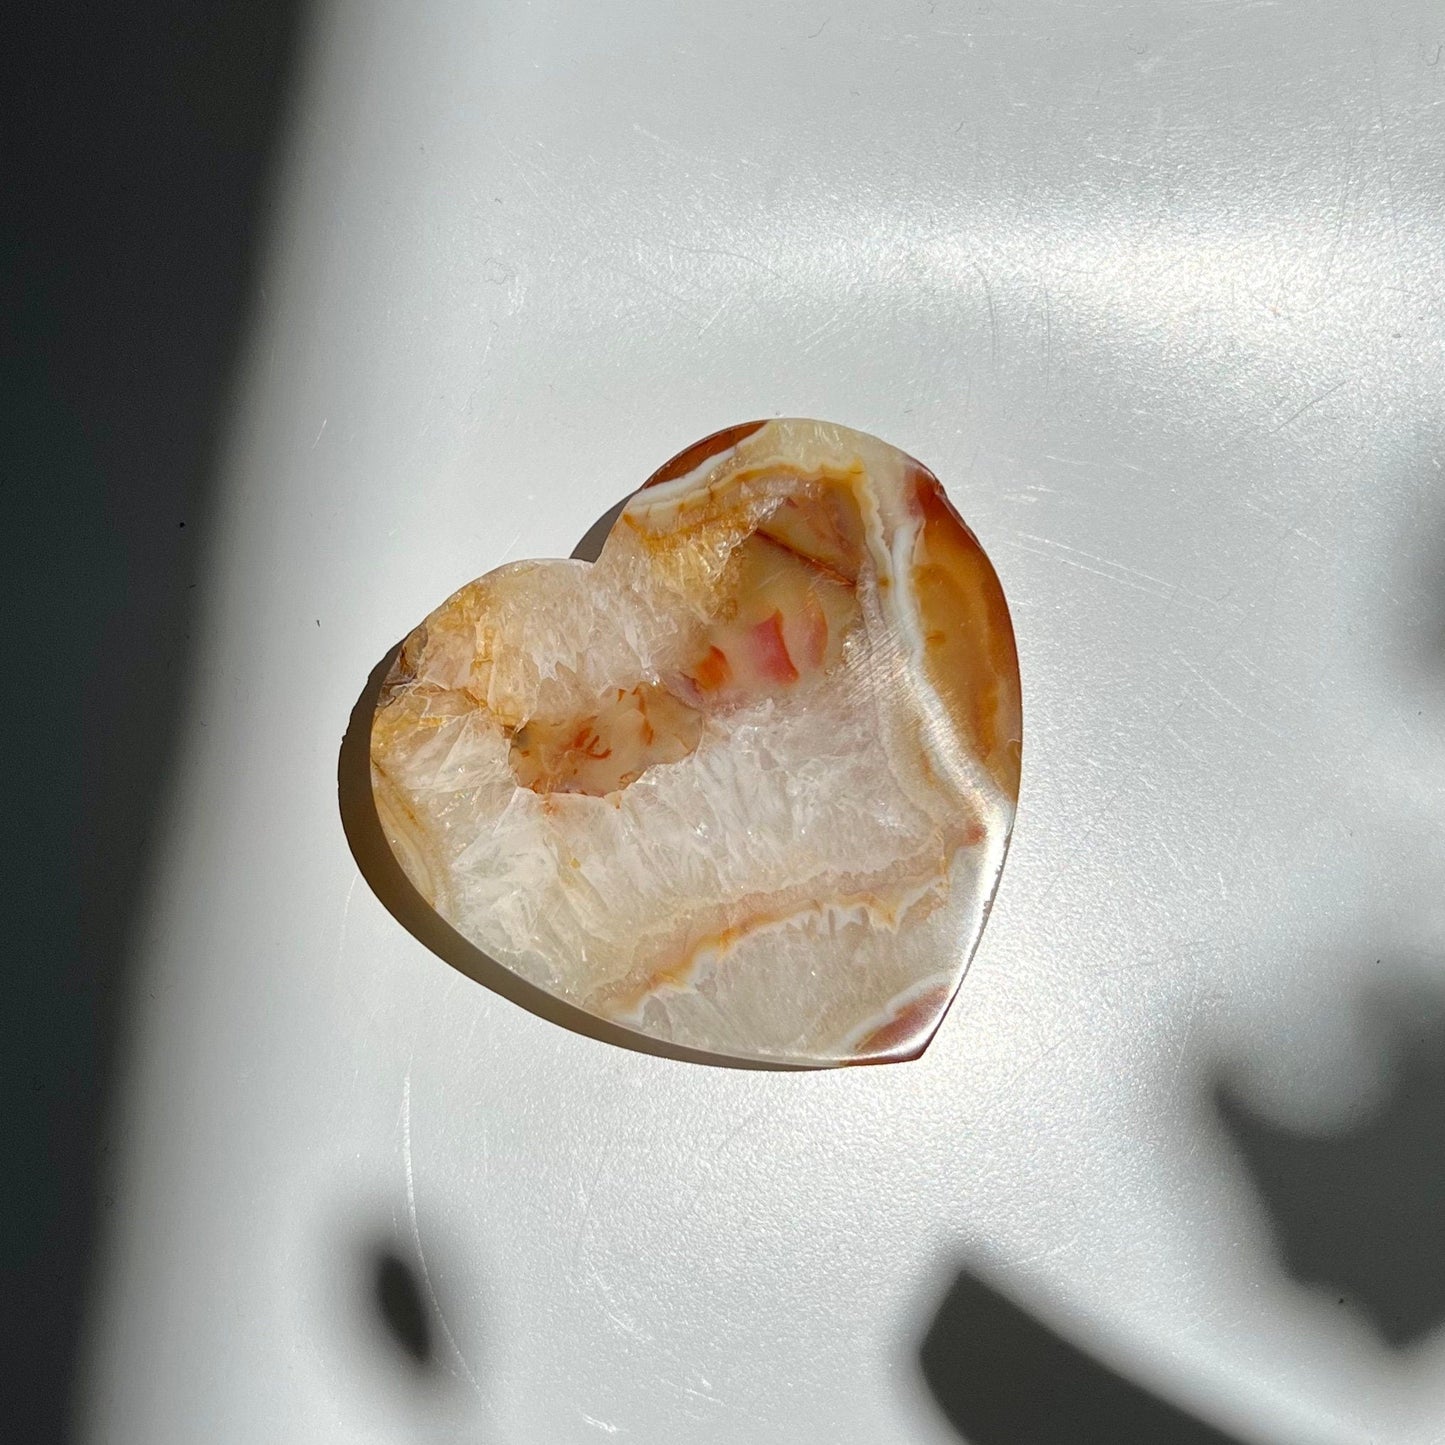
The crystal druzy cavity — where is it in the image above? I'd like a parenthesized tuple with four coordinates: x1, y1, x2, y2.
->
(370, 420, 1021, 1065)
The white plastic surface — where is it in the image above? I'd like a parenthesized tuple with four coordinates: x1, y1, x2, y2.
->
(81, 2, 1445, 1441)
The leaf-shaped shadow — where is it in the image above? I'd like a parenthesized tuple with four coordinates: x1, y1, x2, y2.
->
(370, 1245, 435, 1373)
(920, 1271, 1253, 1444)
(1213, 988, 1445, 1349)
(343, 1215, 483, 1411)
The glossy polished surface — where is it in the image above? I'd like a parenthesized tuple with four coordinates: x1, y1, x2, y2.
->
(371, 420, 1019, 1064)
(80, 3, 1445, 1443)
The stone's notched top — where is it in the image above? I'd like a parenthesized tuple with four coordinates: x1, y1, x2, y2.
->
(369, 419, 1021, 1067)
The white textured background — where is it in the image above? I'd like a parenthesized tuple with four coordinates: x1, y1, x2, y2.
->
(80, 2, 1445, 1441)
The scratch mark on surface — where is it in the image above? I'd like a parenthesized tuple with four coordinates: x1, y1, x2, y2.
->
(709, 1104, 764, 1165)
(594, 257, 704, 320)
(1239, 497, 1330, 555)
(1321, 124, 1360, 283)
(657, 239, 785, 280)
(993, 1032, 1069, 1099)
(697, 300, 729, 338)
(496, 139, 566, 212)
(1229, 650, 1311, 704)
(458, 998, 485, 1062)
(336, 872, 359, 966)
(1012, 1227, 1083, 1271)
(972, 261, 999, 372)
(1040, 452, 1146, 475)
(567, 1122, 622, 1281)
(312, 418, 328, 448)
(671, 1103, 768, 1227)
(1176, 657, 1285, 740)
(1040, 282, 1053, 375)
(402, 1067, 481, 1394)
(1157, 837, 1192, 884)
(798, 311, 847, 354)
(1265, 377, 1348, 436)
(1166, 952, 1206, 1093)
(1368, 33, 1406, 287)
(1001, 533, 1209, 605)
(580, 1413, 623, 1435)
(602, 1305, 652, 1341)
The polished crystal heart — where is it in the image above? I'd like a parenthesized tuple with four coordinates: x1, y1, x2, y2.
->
(369, 420, 1020, 1065)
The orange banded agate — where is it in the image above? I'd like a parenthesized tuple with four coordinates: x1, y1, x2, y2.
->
(370, 420, 1020, 1065)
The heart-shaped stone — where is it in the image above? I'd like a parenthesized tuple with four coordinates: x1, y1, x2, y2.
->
(368, 420, 1020, 1066)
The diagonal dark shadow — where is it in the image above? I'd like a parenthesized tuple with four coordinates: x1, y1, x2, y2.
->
(920, 1271, 1255, 1444)
(1, 4, 308, 1438)
(339, 1211, 486, 1418)
(368, 1244, 442, 1377)
(1212, 987, 1445, 1349)
(336, 488, 812, 1072)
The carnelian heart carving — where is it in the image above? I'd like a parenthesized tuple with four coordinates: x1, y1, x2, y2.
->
(369, 420, 1021, 1066)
